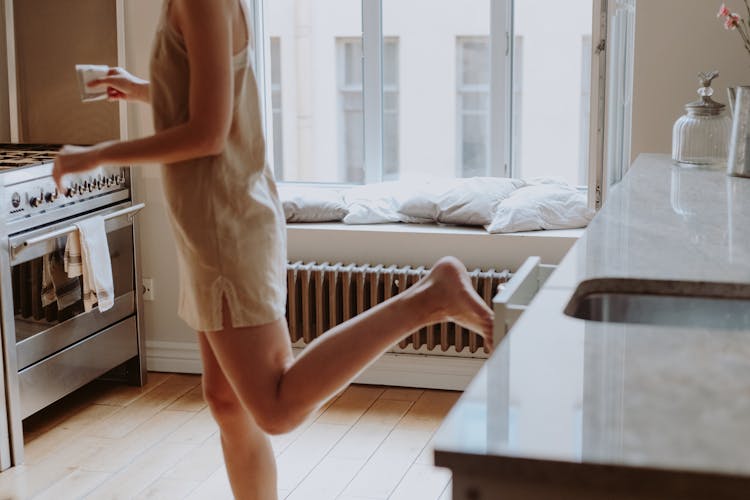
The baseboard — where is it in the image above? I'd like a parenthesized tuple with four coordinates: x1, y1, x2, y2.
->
(146, 340, 484, 391)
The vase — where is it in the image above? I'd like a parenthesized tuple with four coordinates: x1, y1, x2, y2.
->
(726, 86, 750, 177)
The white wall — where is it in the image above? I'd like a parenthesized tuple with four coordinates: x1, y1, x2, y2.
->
(631, 0, 748, 160)
(123, 0, 195, 345)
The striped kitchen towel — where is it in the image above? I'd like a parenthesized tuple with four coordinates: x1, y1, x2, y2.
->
(65, 218, 114, 312)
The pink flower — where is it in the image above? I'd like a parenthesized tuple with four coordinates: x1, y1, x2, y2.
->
(725, 13, 741, 29)
(718, 3, 732, 17)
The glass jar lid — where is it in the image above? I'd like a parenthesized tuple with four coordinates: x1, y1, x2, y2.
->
(685, 71, 726, 116)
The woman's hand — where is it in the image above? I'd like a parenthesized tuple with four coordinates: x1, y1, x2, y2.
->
(52, 144, 106, 191)
(89, 67, 150, 103)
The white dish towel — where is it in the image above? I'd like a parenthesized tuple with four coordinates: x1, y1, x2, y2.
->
(64, 216, 114, 312)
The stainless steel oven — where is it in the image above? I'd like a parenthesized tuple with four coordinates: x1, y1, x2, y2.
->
(0, 145, 146, 468)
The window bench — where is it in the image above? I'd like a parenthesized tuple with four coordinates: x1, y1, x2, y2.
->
(287, 222, 582, 271)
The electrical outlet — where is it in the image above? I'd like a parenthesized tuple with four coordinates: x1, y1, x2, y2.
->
(142, 278, 155, 301)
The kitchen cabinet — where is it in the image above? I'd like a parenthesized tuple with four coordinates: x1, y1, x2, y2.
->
(4, 0, 124, 144)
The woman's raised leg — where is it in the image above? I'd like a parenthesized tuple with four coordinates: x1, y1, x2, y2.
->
(204, 256, 493, 435)
(198, 333, 278, 500)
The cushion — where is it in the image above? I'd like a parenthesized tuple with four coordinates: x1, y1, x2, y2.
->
(400, 177, 526, 226)
(485, 184, 594, 233)
(278, 185, 347, 222)
(343, 182, 430, 224)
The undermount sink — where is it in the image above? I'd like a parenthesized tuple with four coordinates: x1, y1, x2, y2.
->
(564, 279, 750, 331)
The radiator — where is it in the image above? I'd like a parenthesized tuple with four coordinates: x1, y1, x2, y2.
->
(286, 261, 510, 358)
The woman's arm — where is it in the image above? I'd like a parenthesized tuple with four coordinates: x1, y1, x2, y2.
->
(53, 0, 236, 189)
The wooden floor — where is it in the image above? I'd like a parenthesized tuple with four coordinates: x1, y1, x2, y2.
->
(0, 372, 457, 499)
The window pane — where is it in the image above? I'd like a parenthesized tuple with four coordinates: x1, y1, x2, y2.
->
(344, 42, 363, 87)
(461, 92, 489, 111)
(514, 0, 593, 185)
(457, 37, 490, 177)
(462, 114, 489, 177)
(264, 1, 362, 182)
(384, 39, 399, 87)
(270, 38, 283, 179)
(460, 40, 490, 86)
(384, 0, 490, 179)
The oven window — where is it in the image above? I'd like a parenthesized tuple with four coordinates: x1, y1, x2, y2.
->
(11, 226, 135, 345)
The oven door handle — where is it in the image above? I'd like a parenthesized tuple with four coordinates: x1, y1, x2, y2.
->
(14, 203, 145, 251)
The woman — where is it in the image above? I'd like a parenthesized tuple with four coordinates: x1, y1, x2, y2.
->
(53, 0, 493, 498)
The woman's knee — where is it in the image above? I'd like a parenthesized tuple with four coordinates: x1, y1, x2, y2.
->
(203, 377, 247, 427)
(251, 402, 303, 436)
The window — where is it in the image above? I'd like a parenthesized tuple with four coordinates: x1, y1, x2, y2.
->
(512, 36, 524, 175)
(382, 40, 400, 179)
(259, 0, 605, 187)
(338, 38, 399, 183)
(338, 39, 365, 183)
(579, 36, 592, 186)
(270, 37, 284, 179)
(457, 37, 491, 178)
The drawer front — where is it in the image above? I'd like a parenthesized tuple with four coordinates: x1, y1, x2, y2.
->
(19, 316, 138, 419)
(493, 257, 556, 343)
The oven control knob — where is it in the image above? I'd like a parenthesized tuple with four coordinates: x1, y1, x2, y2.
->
(11, 192, 20, 208)
(29, 196, 42, 208)
(45, 190, 59, 203)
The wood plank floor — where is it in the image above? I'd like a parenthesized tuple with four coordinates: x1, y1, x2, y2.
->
(0, 373, 456, 499)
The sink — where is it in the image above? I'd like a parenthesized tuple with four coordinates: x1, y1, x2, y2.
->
(564, 279, 750, 331)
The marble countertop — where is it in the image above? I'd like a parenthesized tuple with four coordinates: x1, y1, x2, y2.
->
(434, 154, 750, 494)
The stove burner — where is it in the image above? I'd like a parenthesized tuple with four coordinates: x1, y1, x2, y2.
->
(0, 144, 61, 169)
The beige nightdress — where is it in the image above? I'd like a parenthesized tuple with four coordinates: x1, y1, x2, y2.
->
(149, 0, 287, 332)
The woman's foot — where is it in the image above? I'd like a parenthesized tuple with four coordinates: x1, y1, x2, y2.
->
(409, 256, 495, 350)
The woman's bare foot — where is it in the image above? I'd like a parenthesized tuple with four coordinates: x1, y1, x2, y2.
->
(408, 256, 495, 350)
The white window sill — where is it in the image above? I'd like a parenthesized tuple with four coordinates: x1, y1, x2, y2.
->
(286, 222, 583, 271)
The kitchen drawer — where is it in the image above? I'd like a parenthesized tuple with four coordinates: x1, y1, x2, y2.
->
(19, 316, 138, 419)
(493, 256, 555, 344)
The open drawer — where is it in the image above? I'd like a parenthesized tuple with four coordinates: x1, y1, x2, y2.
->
(493, 256, 556, 345)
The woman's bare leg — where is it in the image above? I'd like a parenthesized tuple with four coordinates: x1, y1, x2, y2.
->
(198, 333, 277, 500)
(205, 256, 493, 435)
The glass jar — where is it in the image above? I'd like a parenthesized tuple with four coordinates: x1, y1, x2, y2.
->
(672, 71, 732, 166)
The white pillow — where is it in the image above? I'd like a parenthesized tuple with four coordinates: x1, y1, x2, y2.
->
(485, 184, 594, 233)
(278, 185, 347, 222)
(343, 181, 430, 224)
(400, 177, 526, 226)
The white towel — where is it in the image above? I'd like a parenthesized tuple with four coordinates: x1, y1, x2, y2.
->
(65, 217, 114, 312)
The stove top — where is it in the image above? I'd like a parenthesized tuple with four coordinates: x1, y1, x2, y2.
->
(0, 144, 61, 170)
(0, 144, 130, 230)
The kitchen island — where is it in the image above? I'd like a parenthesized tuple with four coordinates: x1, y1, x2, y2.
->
(434, 154, 750, 499)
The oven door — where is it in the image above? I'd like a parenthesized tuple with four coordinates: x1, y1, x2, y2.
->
(8, 203, 143, 374)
